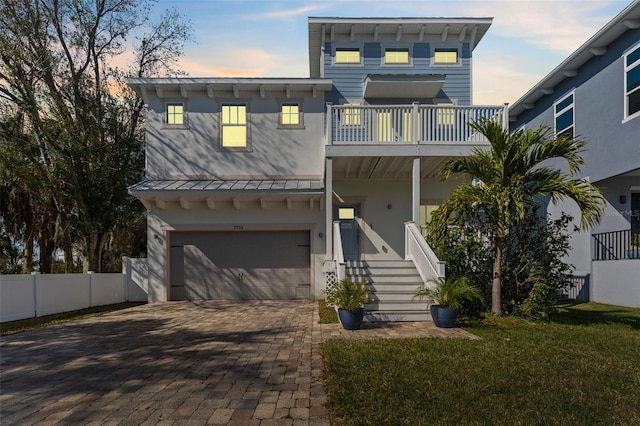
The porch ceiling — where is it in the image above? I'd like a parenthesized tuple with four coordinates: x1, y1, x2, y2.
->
(331, 156, 452, 181)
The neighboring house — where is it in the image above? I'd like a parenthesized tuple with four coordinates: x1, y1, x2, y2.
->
(127, 17, 508, 320)
(509, 0, 640, 307)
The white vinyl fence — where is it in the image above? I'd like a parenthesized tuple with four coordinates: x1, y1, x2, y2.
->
(0, 257, 149, 322)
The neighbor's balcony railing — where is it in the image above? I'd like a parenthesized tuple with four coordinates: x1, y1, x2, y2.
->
(592, 229, 640, 261)
(327, 103, 508, 145)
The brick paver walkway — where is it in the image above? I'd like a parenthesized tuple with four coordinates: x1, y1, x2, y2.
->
(1, 301, 478, 425)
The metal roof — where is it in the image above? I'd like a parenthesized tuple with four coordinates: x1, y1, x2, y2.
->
(129, 179, 325, 195)
(308, 17, 493, 78)
(510, 0, 640, 121)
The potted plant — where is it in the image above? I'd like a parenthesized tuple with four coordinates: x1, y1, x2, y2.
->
(629, 233, 640, 259)
(414, 275, 483, 328)
(324, 278, 372, 330)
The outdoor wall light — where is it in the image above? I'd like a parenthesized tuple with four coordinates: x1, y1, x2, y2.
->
(318, 232, 324, 239)
(620, 195, 627, 204)
(153, 233, 161, 240)
(387, 203, 392, 210)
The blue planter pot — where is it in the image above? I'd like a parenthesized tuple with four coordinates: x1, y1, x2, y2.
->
(430, 305, 457, 328)
(338, 308, 365, 330)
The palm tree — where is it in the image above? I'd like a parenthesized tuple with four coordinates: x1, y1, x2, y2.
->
(430, 119, 604, 316)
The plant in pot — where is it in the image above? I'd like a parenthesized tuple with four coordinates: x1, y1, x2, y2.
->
(324, 278, 372, 330)
(629, 233, 640, 259)
(414, 275, 483, 328)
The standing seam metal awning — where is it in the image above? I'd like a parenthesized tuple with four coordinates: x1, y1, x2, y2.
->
(129, 179, 325, 195)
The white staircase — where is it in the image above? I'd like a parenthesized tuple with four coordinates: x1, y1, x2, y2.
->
(345, 259, 432, 322)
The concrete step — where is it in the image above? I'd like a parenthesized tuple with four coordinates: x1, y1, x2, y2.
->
(346, 267, 420, 276)
(365, 301, 429, 311)
(355, 275, 423, 284)
(366, 283, 423, 293)
(346, 260, 414, 268)
(365, 310, 431, 322)
(370, 291, 428, 302)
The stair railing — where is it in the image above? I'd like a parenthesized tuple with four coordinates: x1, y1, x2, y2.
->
(333, 221, 346, 280)
(404, 221, 446, 283)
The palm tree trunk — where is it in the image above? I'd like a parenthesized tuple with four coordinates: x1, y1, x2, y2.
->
(492, 240, 503, 316)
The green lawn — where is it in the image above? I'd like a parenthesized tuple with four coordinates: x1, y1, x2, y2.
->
(322, 302, 640, 425)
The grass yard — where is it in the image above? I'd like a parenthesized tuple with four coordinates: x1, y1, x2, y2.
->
(322, 302, 640, 425)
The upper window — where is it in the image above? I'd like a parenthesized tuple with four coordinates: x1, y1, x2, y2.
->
(335, 48, 361, 64)
(624, 43, 640, 120)
(433, 48, 459, 65)
(384, 48, 410, 65)
(554, 92, 575, 138)
(221, 103, 248, 148)
(279, 102, 303, 128)
(166, 102, 186, 126)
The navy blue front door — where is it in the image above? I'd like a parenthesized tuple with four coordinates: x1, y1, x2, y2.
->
(334, 205, 360, 261)
(632, 193, 640, 237)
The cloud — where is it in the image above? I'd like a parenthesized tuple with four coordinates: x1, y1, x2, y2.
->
(260, 6, 324, 18)
(466, 0, 615, 55)
(178, 48, 308, 78)
(473, 56, 545, 105)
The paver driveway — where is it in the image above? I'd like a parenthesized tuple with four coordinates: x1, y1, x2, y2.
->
(1, 301, 327, 425)
(1, 300, 480, 425)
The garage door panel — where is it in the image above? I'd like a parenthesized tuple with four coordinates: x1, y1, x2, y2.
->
(171, 231, 311, 300)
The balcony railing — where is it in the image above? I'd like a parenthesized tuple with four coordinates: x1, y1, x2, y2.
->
(592, 229, 640, 261)
(327, 104, 508, 145)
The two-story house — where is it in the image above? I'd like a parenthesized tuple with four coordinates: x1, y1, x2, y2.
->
(127, 17, 508, 320)
(509, 1, 640, 307)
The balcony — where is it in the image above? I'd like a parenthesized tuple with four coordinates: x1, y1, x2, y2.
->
(327, 104, 508, 146)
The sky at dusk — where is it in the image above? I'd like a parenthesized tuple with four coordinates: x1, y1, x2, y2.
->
(151, 0, 632, 105)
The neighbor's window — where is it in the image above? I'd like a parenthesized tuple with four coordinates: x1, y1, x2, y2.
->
(342, 103, 361, 126)
(554, 92, 574, 138)
(221, 103, 248, 148)
(166, 103, 185, 125)
(434, 48, 459, 64)
(384, 48, 410, 64)
(624, 43, 640, 119)
(335, 48, 361, 64)
(280, 102, 301, 126)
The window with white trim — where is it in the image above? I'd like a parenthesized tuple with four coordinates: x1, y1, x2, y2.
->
(554, 92, 574, 138)
(221, 103, 248, 148)
(384, 48, 410, 64)
(624, 43, 640, 119)
(433, 48, 459, 65)
(166, 102, 186, 126)
(335, 48, 361, 64)
(280, 102, 301, 126)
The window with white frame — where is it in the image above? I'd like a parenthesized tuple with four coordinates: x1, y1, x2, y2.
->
(280, 102, 303, 127)
(221, 103, 248, 148)
(433, 48, 459, 65)
(384, 48, 410, 64)
(554, 92, 574, 138)
(166, 102, 186, 126)
(625, 43, 640, 119)
(335, 48, 361, 64)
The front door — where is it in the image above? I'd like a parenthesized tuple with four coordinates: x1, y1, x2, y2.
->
(334, 205, 360, 261)
(632, 193, 640, 238)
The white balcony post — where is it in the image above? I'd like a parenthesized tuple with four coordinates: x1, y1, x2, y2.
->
(325, 157, 333, 260)
(503, 103, 510, 129)
(325, 102, 333, 145)
(412, 157, 420, 223)
(412, 102, 419, 144)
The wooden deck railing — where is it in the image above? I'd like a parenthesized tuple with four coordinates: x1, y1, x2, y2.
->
(327, 103, 508, 145)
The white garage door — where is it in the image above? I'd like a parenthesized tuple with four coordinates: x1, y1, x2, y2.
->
(169, 231, 311, 300)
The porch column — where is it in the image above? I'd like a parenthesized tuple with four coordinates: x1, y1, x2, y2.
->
(325, 157, 333, 260)
(412, 156, 420, 223)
